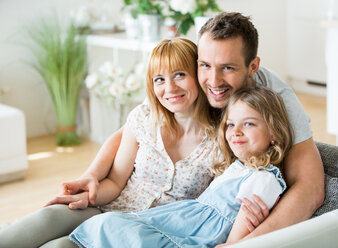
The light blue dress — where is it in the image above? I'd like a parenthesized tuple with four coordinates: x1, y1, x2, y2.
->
(70, 160, 286, 248)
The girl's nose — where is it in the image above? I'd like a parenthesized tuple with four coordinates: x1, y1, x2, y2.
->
(233, 126, 243, 136)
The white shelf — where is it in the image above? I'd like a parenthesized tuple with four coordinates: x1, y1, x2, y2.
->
(87, 32, 158, 52)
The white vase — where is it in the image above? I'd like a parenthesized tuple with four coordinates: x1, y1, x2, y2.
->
(124, 13, 140, 39)
(89, 92, 139, 144)
(194, 16, 211, 40)
(138, 14, 162, 42)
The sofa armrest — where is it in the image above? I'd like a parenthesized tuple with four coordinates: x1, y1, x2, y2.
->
(227, 209, 338, 248)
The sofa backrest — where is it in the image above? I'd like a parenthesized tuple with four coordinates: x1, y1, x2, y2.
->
(313, 141, 338, 217)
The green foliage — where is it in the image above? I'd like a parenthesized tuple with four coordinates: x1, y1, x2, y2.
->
(25, 15, 88, 146)
(123, 0, 163, 17)
(170, 0, 222, 35)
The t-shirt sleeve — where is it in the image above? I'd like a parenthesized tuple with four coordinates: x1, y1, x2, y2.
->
(236, 171, 285, 209)
(254, 67, 312, 144)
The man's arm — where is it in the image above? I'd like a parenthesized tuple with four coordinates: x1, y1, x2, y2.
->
(243, 138, 325, 239)
(62, 126, 124, 204)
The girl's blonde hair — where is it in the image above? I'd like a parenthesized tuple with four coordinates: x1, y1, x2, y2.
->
(146, 38, 214, 140)
(213, 86, 294, 176)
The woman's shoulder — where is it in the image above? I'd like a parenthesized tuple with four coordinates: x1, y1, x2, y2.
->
(127, 103, 151, 125)
(127, 102, 156, 142)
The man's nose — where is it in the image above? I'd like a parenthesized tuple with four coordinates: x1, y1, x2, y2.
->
(209, 69, 223, 88)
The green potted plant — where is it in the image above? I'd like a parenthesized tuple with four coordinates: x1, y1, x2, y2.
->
(167, 0, 222, 35)
(123, 0, 164, 41)
(24, 16, 88, 146)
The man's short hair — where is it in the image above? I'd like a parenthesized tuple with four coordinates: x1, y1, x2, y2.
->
(199, 12, 259, 66)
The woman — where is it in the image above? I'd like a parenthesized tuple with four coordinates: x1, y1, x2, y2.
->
(0, 38, 223, 248)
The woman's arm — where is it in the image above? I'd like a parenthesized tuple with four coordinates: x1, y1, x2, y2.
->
(62, 127, 124, 204)
(92, 124, 138, 206)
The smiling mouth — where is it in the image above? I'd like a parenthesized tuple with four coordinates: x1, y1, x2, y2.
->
(232, 141, 245, 145)
(208, 88, 229, 98)
(166, 95, 185, 102)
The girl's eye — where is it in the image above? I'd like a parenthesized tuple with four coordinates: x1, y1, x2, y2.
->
(227, 123, 234, 128)
(244, 122, 254, 127)
(153, 77, 164, 84)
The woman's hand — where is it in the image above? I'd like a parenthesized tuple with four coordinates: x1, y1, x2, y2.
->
(241, 194, 270, 232)
(61, 175, 99, 205)
(44, 192, 90, 210)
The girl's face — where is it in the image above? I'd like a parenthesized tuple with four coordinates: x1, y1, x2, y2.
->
(153, 70, 198, 115)
(225, 100, 272, 162)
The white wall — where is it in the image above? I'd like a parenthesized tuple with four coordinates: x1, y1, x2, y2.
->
(0, 0, 287, 138)
(218, 0, 287, 80)
(0, 0, 122, 137)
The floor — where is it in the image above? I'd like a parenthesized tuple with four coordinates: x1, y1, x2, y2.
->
(0, 92, 336, 224)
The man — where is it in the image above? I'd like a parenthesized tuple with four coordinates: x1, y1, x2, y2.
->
(64, 12, 324, 243)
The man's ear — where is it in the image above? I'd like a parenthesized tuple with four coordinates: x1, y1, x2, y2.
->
(248, 57, 260, 78)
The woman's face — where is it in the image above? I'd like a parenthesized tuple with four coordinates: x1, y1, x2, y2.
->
(225, 100, 272, 162)
(152, 70, 198, 115)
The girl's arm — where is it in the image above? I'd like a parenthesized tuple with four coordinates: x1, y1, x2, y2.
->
(219, 205, 252, 246)
(92, 123, 138, 206)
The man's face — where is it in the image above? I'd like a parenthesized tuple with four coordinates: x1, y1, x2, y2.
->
(197, 33, 259, 109)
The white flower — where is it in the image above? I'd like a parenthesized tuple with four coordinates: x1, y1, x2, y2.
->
(125, 74, 141, 91)
(135, 62, 147, 76)
(85, 73, 99, 89)
(109, 83, 125, 97)
(71, 6, 92, 28)
(170, 0, 197, 14)
(99, 61, 122, 79)
(156, 0, 171, 17)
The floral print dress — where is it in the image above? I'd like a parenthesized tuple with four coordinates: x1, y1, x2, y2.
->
(100, 103, 221, 213)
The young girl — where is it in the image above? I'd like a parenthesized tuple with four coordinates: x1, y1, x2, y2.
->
(69, 86, 294, 248)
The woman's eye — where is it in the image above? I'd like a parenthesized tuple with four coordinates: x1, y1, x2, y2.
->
(175, 72, 185, 79)
(153, 77, 164, 84)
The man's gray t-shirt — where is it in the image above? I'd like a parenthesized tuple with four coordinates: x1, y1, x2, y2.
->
(253, 67, 312, 144)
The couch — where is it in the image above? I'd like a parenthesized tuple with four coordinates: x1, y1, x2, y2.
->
(228, 141, 338, 248)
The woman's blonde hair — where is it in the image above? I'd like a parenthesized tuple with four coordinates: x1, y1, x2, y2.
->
(146, 38, 214, 140)
(213, 86, 294, 176)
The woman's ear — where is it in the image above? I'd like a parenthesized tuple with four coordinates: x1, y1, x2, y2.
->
(248, 57, 260, 78)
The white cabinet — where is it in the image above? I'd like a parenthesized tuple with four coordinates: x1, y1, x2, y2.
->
(286, 0, 331, 94)
(322, 20, 338, 145)
(86, 32, 155, 143)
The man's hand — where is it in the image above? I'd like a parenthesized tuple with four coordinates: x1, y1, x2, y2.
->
(61, 176, 99, 205)
(241, 194, 270, 232)
(44, 192, 89, 210)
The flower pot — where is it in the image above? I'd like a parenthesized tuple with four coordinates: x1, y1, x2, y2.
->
(138, 14, 162, 42)
(124, 13, 140, 39)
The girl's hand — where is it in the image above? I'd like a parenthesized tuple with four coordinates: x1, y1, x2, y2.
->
(61, 175, 99, 205)
(241, 194, 270, 232)
(44, 192, 89, 210)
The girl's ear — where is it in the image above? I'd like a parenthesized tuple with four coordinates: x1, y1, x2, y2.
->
(269, 132, 275, 143)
